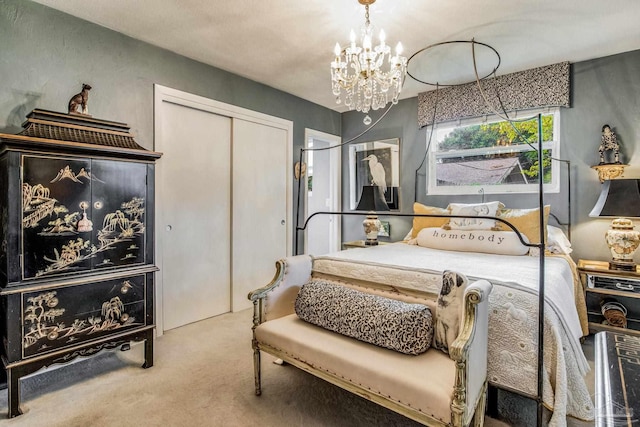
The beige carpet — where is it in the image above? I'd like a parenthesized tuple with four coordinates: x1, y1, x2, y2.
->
(0, 309, 591, 426)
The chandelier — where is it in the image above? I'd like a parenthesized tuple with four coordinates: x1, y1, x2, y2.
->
(330, 0, 407, 114)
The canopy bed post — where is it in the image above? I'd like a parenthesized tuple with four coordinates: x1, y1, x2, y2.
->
(536, 113, 546, 427)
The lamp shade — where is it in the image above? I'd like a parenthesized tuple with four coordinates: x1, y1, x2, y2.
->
(356, 185, 390, 211)
(589, 179, 640, 218)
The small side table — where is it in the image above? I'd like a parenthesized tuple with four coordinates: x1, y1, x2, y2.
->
(594, 331, 640, 426)
(341, 240, 390, 250)
(578, 259, 640, 336)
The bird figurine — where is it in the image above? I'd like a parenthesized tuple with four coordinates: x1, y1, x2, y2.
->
(362, 154, 387, 198)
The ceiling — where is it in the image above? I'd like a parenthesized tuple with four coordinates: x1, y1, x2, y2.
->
(31, 0, 640, 112)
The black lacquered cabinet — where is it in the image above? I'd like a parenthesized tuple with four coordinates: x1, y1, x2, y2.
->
(0, 109, 161, 417)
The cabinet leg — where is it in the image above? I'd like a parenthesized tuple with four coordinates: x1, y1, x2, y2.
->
(0, 365, 7, 390)
(7, 367, 22, 418)
(142, 330, 154, 369)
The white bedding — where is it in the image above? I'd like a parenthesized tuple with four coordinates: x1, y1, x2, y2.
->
(313, 243, 594, 425)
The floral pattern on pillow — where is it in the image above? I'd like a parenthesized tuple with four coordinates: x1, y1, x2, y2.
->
(295, 280, 434, 355)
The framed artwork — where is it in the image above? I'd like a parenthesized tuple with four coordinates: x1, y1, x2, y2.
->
(349, 138, 400, 210)
(378, 221, 391, 237)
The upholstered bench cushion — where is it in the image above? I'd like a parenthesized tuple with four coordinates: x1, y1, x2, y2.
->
(295, 280, 434, 355)
(255, 314, 456, 424)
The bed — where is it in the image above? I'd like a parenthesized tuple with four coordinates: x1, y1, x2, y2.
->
(310, 203, 594, 426)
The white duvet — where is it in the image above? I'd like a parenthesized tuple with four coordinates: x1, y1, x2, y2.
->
(313, 243, 594, 425)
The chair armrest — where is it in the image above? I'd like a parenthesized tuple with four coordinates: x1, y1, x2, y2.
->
(247, 254, 312, 323)
(449, 279, 493, 427)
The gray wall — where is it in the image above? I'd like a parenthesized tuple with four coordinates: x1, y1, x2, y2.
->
(0, 0, 341, 251)
(342, 49, 640, 262)
(5, 0, 640, 263)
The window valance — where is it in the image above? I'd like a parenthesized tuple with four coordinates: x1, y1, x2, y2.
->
(417, 61, 570, 128)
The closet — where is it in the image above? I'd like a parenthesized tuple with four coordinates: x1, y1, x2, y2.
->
(154, 86, 291, 333)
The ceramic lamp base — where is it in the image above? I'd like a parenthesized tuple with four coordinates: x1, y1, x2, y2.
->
(606, 218, 640, 272)
(362, 213, 381, 246)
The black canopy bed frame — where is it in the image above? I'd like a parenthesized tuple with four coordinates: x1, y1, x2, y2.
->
(291, 39, 579, 426)
(294, 116, 572, 427)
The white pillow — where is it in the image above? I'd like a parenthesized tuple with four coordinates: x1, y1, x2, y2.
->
(446, 201, 502, 230)
(547, 225, 572, 254)
(416, 227, 530, 256)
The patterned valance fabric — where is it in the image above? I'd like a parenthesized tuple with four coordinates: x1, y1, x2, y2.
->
(417, 61, 570, 128)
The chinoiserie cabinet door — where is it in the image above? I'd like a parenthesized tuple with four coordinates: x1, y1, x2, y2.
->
(21, 155, 148, 280)
(22, 155, 93, 279)
(89, 160, 147, 270)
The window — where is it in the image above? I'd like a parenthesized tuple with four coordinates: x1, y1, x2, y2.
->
(427, 108, 560, 195)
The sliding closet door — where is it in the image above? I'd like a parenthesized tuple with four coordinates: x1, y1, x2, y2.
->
(232, 119, 288, 311)
(158, 101, 232, 330)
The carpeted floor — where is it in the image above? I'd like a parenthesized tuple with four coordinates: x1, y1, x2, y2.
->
(0, 309, 593, 426)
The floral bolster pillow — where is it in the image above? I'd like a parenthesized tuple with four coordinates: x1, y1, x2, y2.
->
(295, 280, 434, 355)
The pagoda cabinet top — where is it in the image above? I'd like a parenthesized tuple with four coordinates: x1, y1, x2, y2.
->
(0, 109, 162, 161)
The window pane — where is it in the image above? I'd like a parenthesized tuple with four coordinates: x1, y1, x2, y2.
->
(437, 115, 554, 152)
(428, 108, 559, 195)
(435, 149, 552, 188)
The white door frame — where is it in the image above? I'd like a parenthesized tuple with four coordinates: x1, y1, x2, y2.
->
(303, 129, 341, 254)
(154, 84, 293, 336)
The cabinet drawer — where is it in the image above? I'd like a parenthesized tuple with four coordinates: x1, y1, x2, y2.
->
(22, 274, 148, 359)
(586, 290, 640, 332)
(585, 274, 640, 293)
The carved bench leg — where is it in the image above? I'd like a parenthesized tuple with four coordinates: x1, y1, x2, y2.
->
(253, 347, 262, 396)
(472, 383, 488, 427)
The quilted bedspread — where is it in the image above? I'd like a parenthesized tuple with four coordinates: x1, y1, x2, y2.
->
(312, 243, 594, 425)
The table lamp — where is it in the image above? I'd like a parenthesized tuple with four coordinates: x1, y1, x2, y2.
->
(355, 185, 390, 245)
(589, 179, 640, 271)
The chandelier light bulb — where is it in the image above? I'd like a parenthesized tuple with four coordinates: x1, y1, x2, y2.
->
(395, 42, 403, 56)
(330, 0, 407, 114)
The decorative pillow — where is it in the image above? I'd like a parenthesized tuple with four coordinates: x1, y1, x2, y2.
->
(412, 202, 450, 238)
(416, 227, 529, 256)
(497, 205, 550, 246)
(295, 280, 434, 355)
(435, 271, 470, 354)
(547, 225, 572, 254)
(444, 201, 503, 230)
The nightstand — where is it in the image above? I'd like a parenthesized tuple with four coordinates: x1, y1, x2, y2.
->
(578, 259, 640, 336)
(341, 240, 390, 249)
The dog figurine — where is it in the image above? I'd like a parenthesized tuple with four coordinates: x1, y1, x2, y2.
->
(68, 84, 92, 115)
(434, 270, 469, 353)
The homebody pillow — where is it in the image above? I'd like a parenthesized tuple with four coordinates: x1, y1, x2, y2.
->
(295, 280, 434, 355)
(416, 227, 530, 256)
